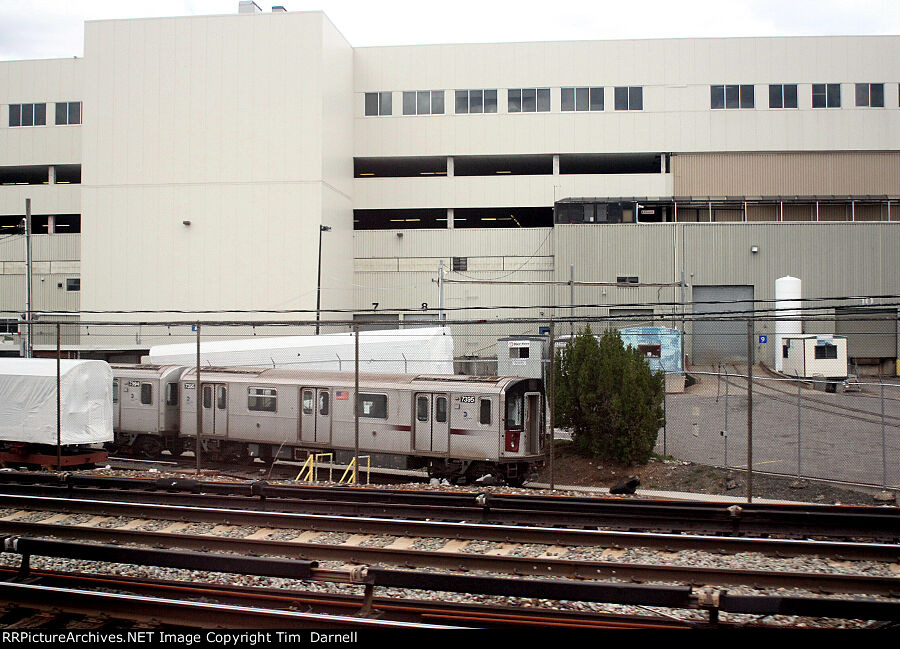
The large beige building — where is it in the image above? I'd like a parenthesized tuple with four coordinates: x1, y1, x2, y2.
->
(1, 3, 898, 370)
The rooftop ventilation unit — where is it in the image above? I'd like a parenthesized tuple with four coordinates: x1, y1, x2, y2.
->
(238, 1, 262, 14)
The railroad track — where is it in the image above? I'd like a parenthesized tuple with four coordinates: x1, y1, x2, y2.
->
(1, 486, 899, 628)
(1, 530, 899, 629)
(0, 568, 692, 629)
(0, 473, 897, 540)
(1, 516, 898, 596)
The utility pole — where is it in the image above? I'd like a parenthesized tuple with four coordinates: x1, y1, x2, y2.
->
(315, 225, 332, 335)
(24, 199, 32, 358)
(746, 319, 754, 503)
(438, 260, 444, 322)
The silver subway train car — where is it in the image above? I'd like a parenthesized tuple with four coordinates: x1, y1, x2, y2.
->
(110, 364, 187, 458)
(110, 364, 546, 484)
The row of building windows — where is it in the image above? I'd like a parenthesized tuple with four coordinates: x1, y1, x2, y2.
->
(8, 102, 82, 127)
(365, 83, 892, 116)
(366, 87, 644, 115)
(713, 83, 885, 110)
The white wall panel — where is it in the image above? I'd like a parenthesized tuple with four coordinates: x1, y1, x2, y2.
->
(0, 184, 81, 215)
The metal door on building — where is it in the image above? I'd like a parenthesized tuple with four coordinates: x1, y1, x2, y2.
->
(414, 393, 449, 453)
(201, 383, 228, 437)
(835, 307, 898, 360)
(692, 285, 754, 365)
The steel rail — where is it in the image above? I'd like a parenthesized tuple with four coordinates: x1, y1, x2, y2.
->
(0, 581, 458, 629)
(0, 494, 898, 562)
(1, 520, 898, 596)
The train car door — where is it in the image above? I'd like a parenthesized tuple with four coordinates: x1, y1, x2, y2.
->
(112, 379, 121, 429)
(300, 388, 316, 443)
(414, 393, 449, 453)
(201, 383, 228, 437)
(315, 389, 331, 444)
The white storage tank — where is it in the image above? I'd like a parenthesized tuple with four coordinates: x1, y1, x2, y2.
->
(775, 276, 803, 371)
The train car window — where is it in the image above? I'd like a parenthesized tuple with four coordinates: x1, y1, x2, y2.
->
(505, 393, 523, 429)
(302, 390, 314, 415)
(319, 391, 329, 416)
(479, 398, 491, 425)
(248, 387, 277, 412)
(140, 383, 152, 405)
(166, 382, 179, 406)
(203, 386, 212, 408)
(359, 393, 388, 419)
(216, 386, 227, 410)
(417, 396, 429, 422)
(435, 396, 448, 423)
(112, 380, 118, 404)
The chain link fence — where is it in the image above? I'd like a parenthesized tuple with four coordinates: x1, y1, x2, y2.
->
(5, 312, 900, 491)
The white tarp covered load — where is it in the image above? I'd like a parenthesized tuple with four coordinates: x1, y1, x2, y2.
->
(148, 327, 455, 375)
(0, 359, 114, 445)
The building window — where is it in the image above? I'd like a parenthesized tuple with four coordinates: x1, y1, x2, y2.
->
(812, 83, 841, 108)
(248, 387, 277, 412)
(814, 343, 838, 360)
(561, 87, 603, 111)
(364, 92, 392, 116)
(452, 257, 467, 271)
(358, 393, 388, 419)
(455, 89, 498, 114)
(8, 103, 47, 127)
(616, 276, 639, 284)
(769, 84, 798, 109)
(55, 102, 81, 125)
(855, 83, 884, 107)
(65, 278, 80, 291)
(614, 86, 642, 110)
(508, 88, 550, 112)
(509, 346, 530, 359)
(711, 84, 754, 109)
(402, 90, 445, 115)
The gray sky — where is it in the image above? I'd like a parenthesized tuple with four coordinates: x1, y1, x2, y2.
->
(1, 0, 899, 60)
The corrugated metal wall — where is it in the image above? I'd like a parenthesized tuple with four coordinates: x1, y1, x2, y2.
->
(673, 152, 900, 198)
(0, 234, 81, 351)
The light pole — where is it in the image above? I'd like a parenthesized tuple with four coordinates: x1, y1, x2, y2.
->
(315, 225, 332, 335)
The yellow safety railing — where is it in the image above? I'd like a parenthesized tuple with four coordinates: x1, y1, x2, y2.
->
(295, 455, 315, 482)
(339, 455, 371, 485)
(295, 452, 335, 483)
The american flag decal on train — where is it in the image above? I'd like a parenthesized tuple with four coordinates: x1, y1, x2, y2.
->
(335, 391, 349, 400)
